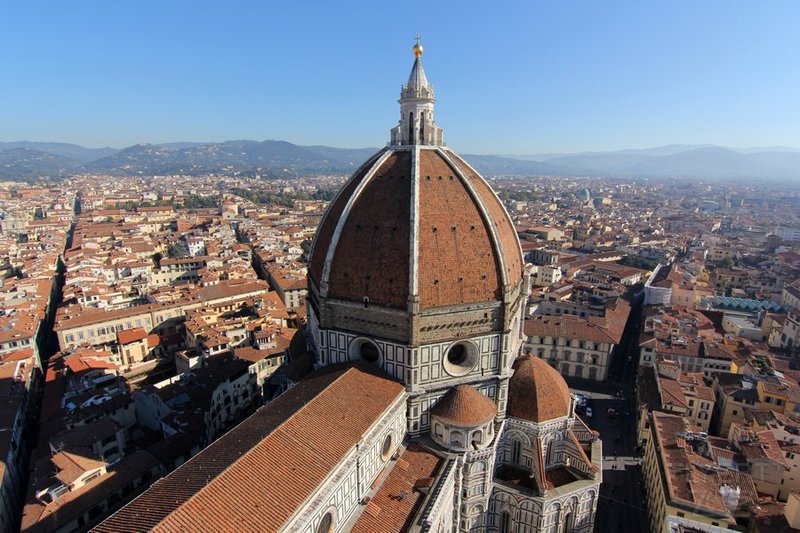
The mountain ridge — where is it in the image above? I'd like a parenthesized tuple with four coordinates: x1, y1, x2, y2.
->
(1, 140, 798, 181)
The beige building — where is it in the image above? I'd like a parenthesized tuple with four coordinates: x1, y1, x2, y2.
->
(643, 411, 757, 532)
(524, 298, 629, 381)
(745, 410, 800, 500)
(727, 423, 788, 499)
(637, 358, 715, 448)
(54, 280, 270, 350)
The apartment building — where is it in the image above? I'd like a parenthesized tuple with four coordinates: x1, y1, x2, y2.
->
(524, 298, 629, 381)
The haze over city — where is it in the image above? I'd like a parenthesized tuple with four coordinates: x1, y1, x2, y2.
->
(2, 1, 799, 154)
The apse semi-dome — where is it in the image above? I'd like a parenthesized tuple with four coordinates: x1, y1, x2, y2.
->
(430, 384, 497, 451)
(430, 384, 497, 427)
(507, 355, 572, 423)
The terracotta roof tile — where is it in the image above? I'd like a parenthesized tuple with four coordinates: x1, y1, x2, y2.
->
(309, 147, 522, 311)
(447, 151, 524, 287)
(417, 149, 504, 308)
(351, 444, 443, 533)
(309, 149, 388, 287)
(95, 363, 405, 532)
(430, 385, 496, 427)
(326, 151, 412, 308)
(117, 327, 147, 345)
(508, 355, 572, 423)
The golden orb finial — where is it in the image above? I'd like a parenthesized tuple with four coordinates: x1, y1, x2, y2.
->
(413, 35, 423, 58)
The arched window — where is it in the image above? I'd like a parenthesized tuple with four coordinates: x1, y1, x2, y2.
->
(511, 439, 521, 465)
(471, 429, 483, 448)
(419, 111, 425, 142)
(472, 461, 486, 473)
(451, 430, 464, 447)
(408, 111, 414, 143)
(500, 510, 512, 533)
(562, 511, 574, 533)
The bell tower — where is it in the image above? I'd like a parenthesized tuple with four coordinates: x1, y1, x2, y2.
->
(390, 37, 444, 146)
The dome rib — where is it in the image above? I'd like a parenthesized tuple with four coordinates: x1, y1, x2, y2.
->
(309, 148, 388, 287)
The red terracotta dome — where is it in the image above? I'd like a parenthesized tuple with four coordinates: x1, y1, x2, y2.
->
(507, 355, 572, 423)
(431, 384, 497, 427)
(309, 146, 523, 311)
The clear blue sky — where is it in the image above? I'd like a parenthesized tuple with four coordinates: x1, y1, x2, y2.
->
(1, 1, 798, 154)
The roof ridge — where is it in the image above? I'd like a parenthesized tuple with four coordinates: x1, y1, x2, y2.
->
(159, 365, 365, 521)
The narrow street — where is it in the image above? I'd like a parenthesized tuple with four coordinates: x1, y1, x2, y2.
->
(565, 299, 649, 533)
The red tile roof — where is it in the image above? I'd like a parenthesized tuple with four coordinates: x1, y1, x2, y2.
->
(309, 147, 523, 311)
(430, 384, 496, 427)
(351, 444, 444, 533)
(95, 363, 405, 532)
(508, 355, 572, 423)
(117, 327, 147, 345)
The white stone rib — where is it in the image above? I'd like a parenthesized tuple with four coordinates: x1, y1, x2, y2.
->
(409, 145, 421, 303)
(320, 148, 395, 296)
(310, 148, 387, 268)
(435, 147, 510, 290)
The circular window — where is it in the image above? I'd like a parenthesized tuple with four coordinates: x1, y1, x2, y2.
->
(381, 433, 394, 461)
(316, 511, 334, 533)
(349, 338, 381, 364)
(443, 341, 479, 377)
(360, 342, 379, 363)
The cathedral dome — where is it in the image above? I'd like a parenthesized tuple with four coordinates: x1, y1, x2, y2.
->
(507, 355, 572, 423)
(431, 384, 497, 427)
(308, 147, 523, 311)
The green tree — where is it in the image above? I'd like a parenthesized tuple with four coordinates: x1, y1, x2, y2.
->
(718, 257, 734, 269)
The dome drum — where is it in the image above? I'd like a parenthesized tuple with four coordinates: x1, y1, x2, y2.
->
(431, 417, 495, 452)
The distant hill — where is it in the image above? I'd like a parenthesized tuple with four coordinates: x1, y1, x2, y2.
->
(525, 146, 800, 180)
(0, 148, 78, 180)
(0, 141, 117, 164)
(78, 140, 380, 177)
(0, 140, 799, 181)
(459, 154, 564, 176)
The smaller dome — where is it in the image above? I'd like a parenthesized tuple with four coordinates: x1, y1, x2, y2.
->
(508, 356, 571, 423)
(431, 385, 496, 427)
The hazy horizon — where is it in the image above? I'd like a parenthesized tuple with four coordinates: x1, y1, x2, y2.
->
(2, 1, 799, 153)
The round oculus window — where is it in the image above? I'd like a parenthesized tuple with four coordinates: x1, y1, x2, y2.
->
(443, 341, 478, 376)
(316, 511, 334, 533)
(381, 433, 394, 461)
(360, 342, 379, 363)
(350, 338, 381, 364)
